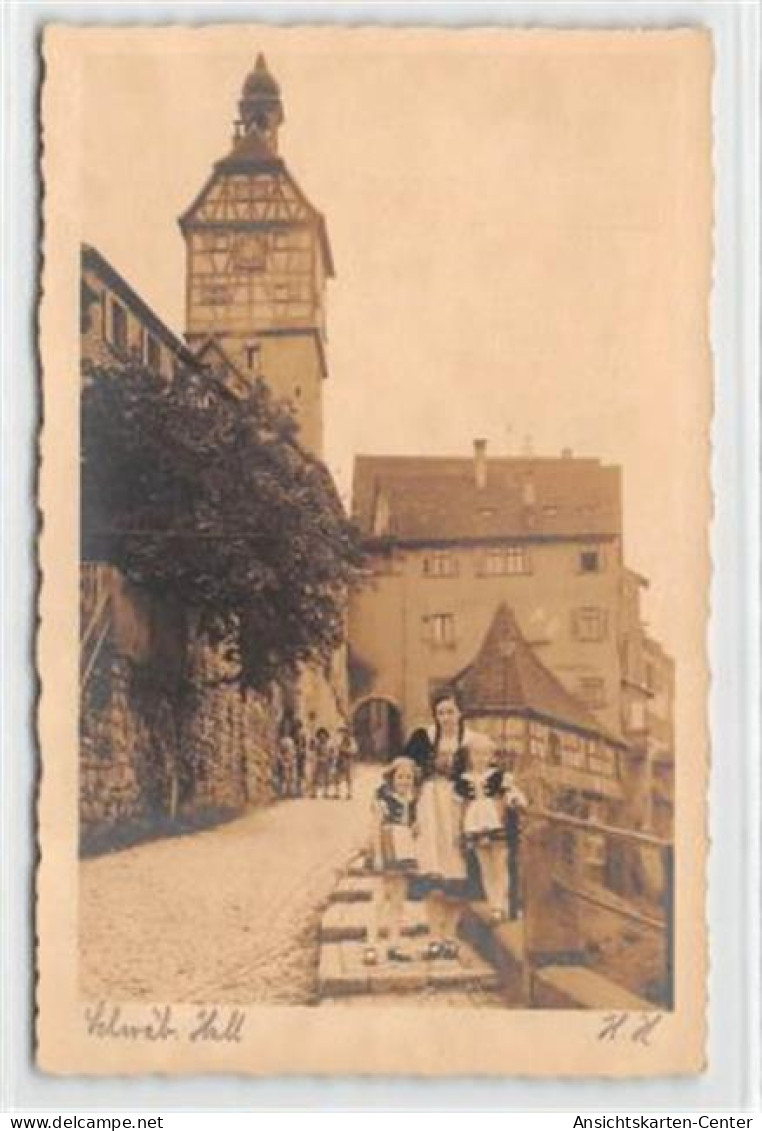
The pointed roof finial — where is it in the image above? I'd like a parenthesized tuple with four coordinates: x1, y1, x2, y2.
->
(238, 53, 284, 148)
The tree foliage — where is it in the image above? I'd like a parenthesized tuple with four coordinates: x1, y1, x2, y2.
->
(81, 361, 363, 691)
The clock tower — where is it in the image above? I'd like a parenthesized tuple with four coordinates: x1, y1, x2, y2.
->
(179, 55, 334, 455)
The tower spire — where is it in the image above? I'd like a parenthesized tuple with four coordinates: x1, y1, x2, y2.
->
(237, 53, 284, 152)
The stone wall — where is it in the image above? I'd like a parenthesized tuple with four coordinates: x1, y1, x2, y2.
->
(182, 636, 279, 813)
(79, 568, 281, 853)
(80, 651, 147, 835)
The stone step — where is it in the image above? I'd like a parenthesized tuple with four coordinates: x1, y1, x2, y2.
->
(328, 875, 375, 903)
(317, 938, 502, 999)
(532, 964, 656, 1010)
(320, 898, 429, 944)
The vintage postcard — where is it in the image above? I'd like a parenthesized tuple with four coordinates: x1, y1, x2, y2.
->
(38, 25, 712, 1076)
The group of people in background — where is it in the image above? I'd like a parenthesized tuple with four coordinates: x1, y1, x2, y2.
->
(275, 717, 357, 801)
(366, 687, 527, 965)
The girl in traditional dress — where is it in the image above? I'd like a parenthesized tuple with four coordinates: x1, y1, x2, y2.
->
(401, 688, 480, 960)
(365, 756, 419, 964)
(454, 732, 528, 921)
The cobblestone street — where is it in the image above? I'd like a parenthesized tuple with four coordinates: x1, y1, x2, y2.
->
(80, 767, 377, 1006)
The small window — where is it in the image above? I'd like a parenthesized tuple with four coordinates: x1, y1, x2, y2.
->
(522, 479, 536, 506)
(109, 300, 128, 352)
(245, 341, 261, 371)
(572, 607, 608, 642)
(562, 738, 586, 770)
(423, 552, 458, 578)
(548, 732, 562, 766)
(580, 550, 602, 573)
(587, 745, 618, 779)
(145, 334, 161, 372)
(425, 613, 456, 648)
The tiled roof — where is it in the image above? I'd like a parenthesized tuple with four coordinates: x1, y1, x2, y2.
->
(454, 604, 623, 745)
(352, 454, 621, 543)
(178, 131, 335, 279)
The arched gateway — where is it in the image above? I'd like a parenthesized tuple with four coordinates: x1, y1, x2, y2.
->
(351, 697, 403, 762)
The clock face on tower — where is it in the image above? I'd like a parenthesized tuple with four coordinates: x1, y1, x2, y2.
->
(229, 233, 267, 272)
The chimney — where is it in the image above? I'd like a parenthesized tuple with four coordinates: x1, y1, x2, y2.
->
(473, 438, 487, 489)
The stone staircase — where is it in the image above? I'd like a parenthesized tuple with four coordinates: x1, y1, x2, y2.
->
(316, 854, 659, 1011)
(317, 860, 506, 1004)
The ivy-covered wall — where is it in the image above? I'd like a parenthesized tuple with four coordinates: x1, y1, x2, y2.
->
(79, 567, 280, 854)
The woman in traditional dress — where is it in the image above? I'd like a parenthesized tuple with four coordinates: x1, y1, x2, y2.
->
(401, 688, 479, 959)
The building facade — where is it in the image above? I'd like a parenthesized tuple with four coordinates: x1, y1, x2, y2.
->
(81, 243, 197, 380)
(619, 569, 676, 836)
(350, 443, 624, 732)
(348, 441, 675, 833)
(453, 603, 626, 818)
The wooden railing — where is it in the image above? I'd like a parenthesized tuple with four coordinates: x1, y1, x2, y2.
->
(521, 807, 674, 1008)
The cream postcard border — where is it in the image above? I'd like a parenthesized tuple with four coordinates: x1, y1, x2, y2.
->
(37, 24, 711, 1077)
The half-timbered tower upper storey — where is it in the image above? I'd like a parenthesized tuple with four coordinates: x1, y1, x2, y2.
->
(179, 55, 334, 454)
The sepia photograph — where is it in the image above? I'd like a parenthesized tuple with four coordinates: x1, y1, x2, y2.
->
(37, 24, 711, 1075)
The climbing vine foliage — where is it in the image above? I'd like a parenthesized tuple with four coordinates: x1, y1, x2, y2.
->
(81, 361, 363, 691)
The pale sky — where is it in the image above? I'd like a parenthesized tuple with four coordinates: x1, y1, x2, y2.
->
(79, 28, 712, 674)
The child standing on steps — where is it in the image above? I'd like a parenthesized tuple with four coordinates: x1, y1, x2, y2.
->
(454, 732, 528, 922)
(365, 756, 420, 964)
